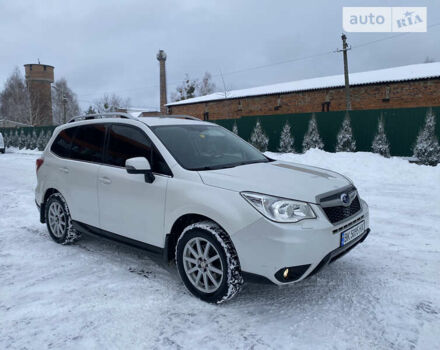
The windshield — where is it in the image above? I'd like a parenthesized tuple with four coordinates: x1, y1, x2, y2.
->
(151, 124, 269, 171)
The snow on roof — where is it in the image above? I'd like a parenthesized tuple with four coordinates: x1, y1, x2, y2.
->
(122, 107, 159, 118)
(167, 62, 440, 106)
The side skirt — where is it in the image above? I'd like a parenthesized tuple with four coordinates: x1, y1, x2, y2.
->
(71, 220, 165, 257)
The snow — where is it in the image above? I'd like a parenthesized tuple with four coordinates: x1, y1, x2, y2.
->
(167, 62, 440, 106)
(1, 149, 440, 349)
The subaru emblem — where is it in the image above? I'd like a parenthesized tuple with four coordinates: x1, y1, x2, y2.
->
(340, 193, 350, 205)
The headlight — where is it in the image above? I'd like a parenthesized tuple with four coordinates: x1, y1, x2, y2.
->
(241, 192, 316, 223)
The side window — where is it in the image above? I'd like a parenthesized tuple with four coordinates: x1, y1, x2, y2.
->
(51, 127, 76, 158)
(105, 124, 171, 175)
(70, 124, 106, 163)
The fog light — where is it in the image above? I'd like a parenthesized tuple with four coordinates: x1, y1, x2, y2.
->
(283, 268, 289, 279)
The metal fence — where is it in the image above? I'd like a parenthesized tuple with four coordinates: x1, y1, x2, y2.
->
(0, 126, 57, 150)
(214, 106, 440, 156)
(1, 106, 439, 156)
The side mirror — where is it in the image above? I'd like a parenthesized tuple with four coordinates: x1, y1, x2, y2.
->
(125, 157, 155, 183)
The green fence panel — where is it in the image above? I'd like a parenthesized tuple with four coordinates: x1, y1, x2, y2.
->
(214, 106, 440, 156)
(0, 125, 56, 136)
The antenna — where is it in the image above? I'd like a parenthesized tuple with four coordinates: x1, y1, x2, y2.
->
(219, 68, 228, 98)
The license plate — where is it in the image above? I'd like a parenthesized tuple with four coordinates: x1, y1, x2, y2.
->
(341, 221, 365, 246)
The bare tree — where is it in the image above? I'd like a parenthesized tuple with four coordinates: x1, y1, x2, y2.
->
(52, 78, 80, 124)
(85, 105, 97, 114)
(0, 67, 32, 125)
(171, 72, 216, 102)
(171, 74, 198, 102)
(197, 72, 216, 96)
(93, 93, 130, 113)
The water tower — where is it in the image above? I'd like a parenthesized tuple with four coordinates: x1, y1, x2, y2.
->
(24, 63, 54, 125)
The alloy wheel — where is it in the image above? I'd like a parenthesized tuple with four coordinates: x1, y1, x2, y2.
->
(48, 201, 67, 238)
(182, 237, 224, 293)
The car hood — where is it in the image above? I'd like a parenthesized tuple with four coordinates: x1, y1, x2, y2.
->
(198, 160, 351, 203)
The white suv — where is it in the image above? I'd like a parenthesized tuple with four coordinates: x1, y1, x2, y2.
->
(35, 113, 370, 303)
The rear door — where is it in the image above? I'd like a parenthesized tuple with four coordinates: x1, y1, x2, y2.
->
(66, 123, 106, 227)
(98, 123, 170, 247)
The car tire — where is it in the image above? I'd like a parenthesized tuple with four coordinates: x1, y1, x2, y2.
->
(45, 193, 81, 244)
(176, 221, 243, 303)
(0, 149, 4, 154)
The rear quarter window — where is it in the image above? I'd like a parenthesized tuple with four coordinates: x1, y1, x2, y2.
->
(70, 124, 106, 163)
(51, 127, 76, 158)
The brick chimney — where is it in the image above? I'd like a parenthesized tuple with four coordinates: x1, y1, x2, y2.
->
(156, 50, 167, 114)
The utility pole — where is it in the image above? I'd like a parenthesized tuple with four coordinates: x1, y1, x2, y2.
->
(51, 85, 68, 124)
(62, 93, 67, 124)
(337, 34, 352, 111)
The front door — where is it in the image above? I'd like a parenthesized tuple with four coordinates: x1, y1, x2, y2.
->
(98, 124, 170, 248)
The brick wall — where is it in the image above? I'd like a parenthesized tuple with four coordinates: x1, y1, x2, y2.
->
(167, 78, 440, 120)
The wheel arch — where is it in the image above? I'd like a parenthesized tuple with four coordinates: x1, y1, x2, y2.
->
(165, 213, 229, 263)
(40, 188, 62, 223)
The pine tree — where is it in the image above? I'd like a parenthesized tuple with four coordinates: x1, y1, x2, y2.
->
(3, 131, 10, 148)
(18, 129, 26, 149)
(30, 129, 38, 150)
(278, 121, 294, 153)
(36, 130, 45, 151)
(6, 131, 12, 148)
(302, 114, 324, 152)
(45, 129, 53, 146)
(42, 130, 50, 149)
(11, 129, 19, 148)
(336, 113, 356, 152)
(250, 119, 269, 152)
(232, 122, 238, 135)
(413, 109, 440, 166)
(24, 131, 32, 150)
(371, 116, 390, 158)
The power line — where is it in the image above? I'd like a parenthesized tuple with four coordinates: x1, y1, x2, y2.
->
(77, 21, 440, 99)
(352, 21, 440, 49)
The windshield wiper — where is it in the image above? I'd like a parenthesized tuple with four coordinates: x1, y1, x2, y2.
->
(192, 159, 268, 171)
(191, 164, 238, 171)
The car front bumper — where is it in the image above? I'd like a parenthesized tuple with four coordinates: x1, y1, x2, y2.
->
(232, 199, 370, 285)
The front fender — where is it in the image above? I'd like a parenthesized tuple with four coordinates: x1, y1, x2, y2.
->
(164, 178, 261, 239)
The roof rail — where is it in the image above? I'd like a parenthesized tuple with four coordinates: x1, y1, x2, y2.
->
(67, 112, 139, 123)
(158, 114, 201, 121)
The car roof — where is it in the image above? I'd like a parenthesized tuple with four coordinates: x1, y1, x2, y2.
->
(138, 116, 212, 127)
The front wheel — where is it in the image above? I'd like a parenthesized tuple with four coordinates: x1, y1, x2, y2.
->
(176, 221, 243, 303)
(45, 193, 81, 244)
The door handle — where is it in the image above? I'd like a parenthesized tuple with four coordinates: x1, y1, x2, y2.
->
(59, 167, 69, 174)
(99, 177, 112, 185)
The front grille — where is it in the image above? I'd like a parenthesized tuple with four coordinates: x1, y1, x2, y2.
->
(322, 196, 361, 224)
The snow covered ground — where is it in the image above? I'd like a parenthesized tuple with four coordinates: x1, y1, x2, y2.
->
(1, 149, 439, 350)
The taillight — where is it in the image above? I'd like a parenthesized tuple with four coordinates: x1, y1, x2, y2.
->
(36, 158, 44, 173)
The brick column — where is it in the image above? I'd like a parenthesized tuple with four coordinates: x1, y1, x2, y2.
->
(156, 50, 167, 114)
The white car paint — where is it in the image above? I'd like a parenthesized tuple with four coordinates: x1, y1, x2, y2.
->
(35, 116, 370, 286)
(0, 132, 5, 153)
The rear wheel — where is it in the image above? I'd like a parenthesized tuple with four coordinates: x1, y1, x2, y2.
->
(176, 221, 243, 303)
(45, 193, 81, 244)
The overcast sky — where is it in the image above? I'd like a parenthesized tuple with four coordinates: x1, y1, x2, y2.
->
(1, 0, 439, 111)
